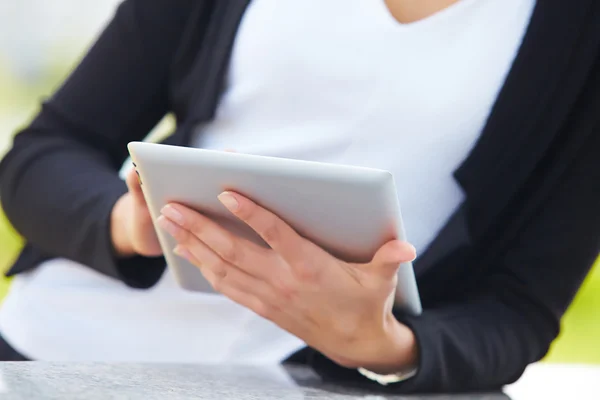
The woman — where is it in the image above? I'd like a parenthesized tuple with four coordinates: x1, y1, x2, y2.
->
(0, 0, 599, 393)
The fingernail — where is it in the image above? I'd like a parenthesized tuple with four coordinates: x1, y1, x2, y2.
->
(408, 244, 417, 261)
(174, 246, 191, 261)
(157, 215, 181, 237)
(161, 205, 184, 225)
(218, 192, 239, 211)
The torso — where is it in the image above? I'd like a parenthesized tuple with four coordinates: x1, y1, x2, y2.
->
(0, 0, 536, 361)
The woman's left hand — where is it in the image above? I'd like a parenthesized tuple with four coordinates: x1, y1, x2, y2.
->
(157, 191, 418, 372)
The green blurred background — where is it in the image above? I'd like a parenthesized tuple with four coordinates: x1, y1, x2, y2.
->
(0, 0, 598, 364)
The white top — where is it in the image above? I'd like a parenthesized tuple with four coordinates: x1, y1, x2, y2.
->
(0, 0, 536, 362)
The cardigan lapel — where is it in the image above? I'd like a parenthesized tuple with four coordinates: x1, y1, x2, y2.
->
(453, 0, 598, 239)
(181, 0, 251, 141)
(414, 0, 600, 277)
(163, 0, 251, 146)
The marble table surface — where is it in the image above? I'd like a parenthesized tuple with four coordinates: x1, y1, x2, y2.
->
(0, 362, 597, 400)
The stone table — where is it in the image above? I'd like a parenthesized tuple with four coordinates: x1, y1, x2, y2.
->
(0, 362, 597, 399)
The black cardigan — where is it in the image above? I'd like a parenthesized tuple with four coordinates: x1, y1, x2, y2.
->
(1, 0, 599, 394)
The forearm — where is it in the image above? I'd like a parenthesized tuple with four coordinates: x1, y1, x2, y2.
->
(307, 291, 556, 393)
(396, 294, 556, 392)
(0, 0, 196, 285)
(0, 133, 165, 287)
(0, 132, 122, 261)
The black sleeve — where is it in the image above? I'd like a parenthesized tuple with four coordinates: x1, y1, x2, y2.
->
(0, 0, 194, 288)
(308, 127, 600, 392)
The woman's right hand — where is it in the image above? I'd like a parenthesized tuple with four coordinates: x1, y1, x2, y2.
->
(110, 168, 163, 258)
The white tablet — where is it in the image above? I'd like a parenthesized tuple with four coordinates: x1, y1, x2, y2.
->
(128, 142, 422, 315)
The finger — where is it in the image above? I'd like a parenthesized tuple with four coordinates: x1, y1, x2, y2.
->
(179, 240, 317, 344)
(160, 204, 272, 280)
(174, 244, 272, 300)
(365, 240, 416, 279)
(216, 282, 280, 322)
(178, 243, 291, 321)
(173, 237, 231, 281)
(125, 167, 145, 203)
(210, 272, 306, 337)
(217, 191, 320, 266)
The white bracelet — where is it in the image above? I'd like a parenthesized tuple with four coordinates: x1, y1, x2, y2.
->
(357, 366, 418, 386)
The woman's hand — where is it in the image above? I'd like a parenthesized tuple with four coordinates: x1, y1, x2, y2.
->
(110, 168, 162, 258)
(156, 191, 418, 372)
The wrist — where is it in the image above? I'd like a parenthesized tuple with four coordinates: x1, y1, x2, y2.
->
(359, 316, 418, 374)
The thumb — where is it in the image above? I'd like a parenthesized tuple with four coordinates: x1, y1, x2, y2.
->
(125, 167, 145, 203)
(369, 240, 417, 278)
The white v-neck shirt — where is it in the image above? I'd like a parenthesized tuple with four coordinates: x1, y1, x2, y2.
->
(0, 0, 536, 362)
